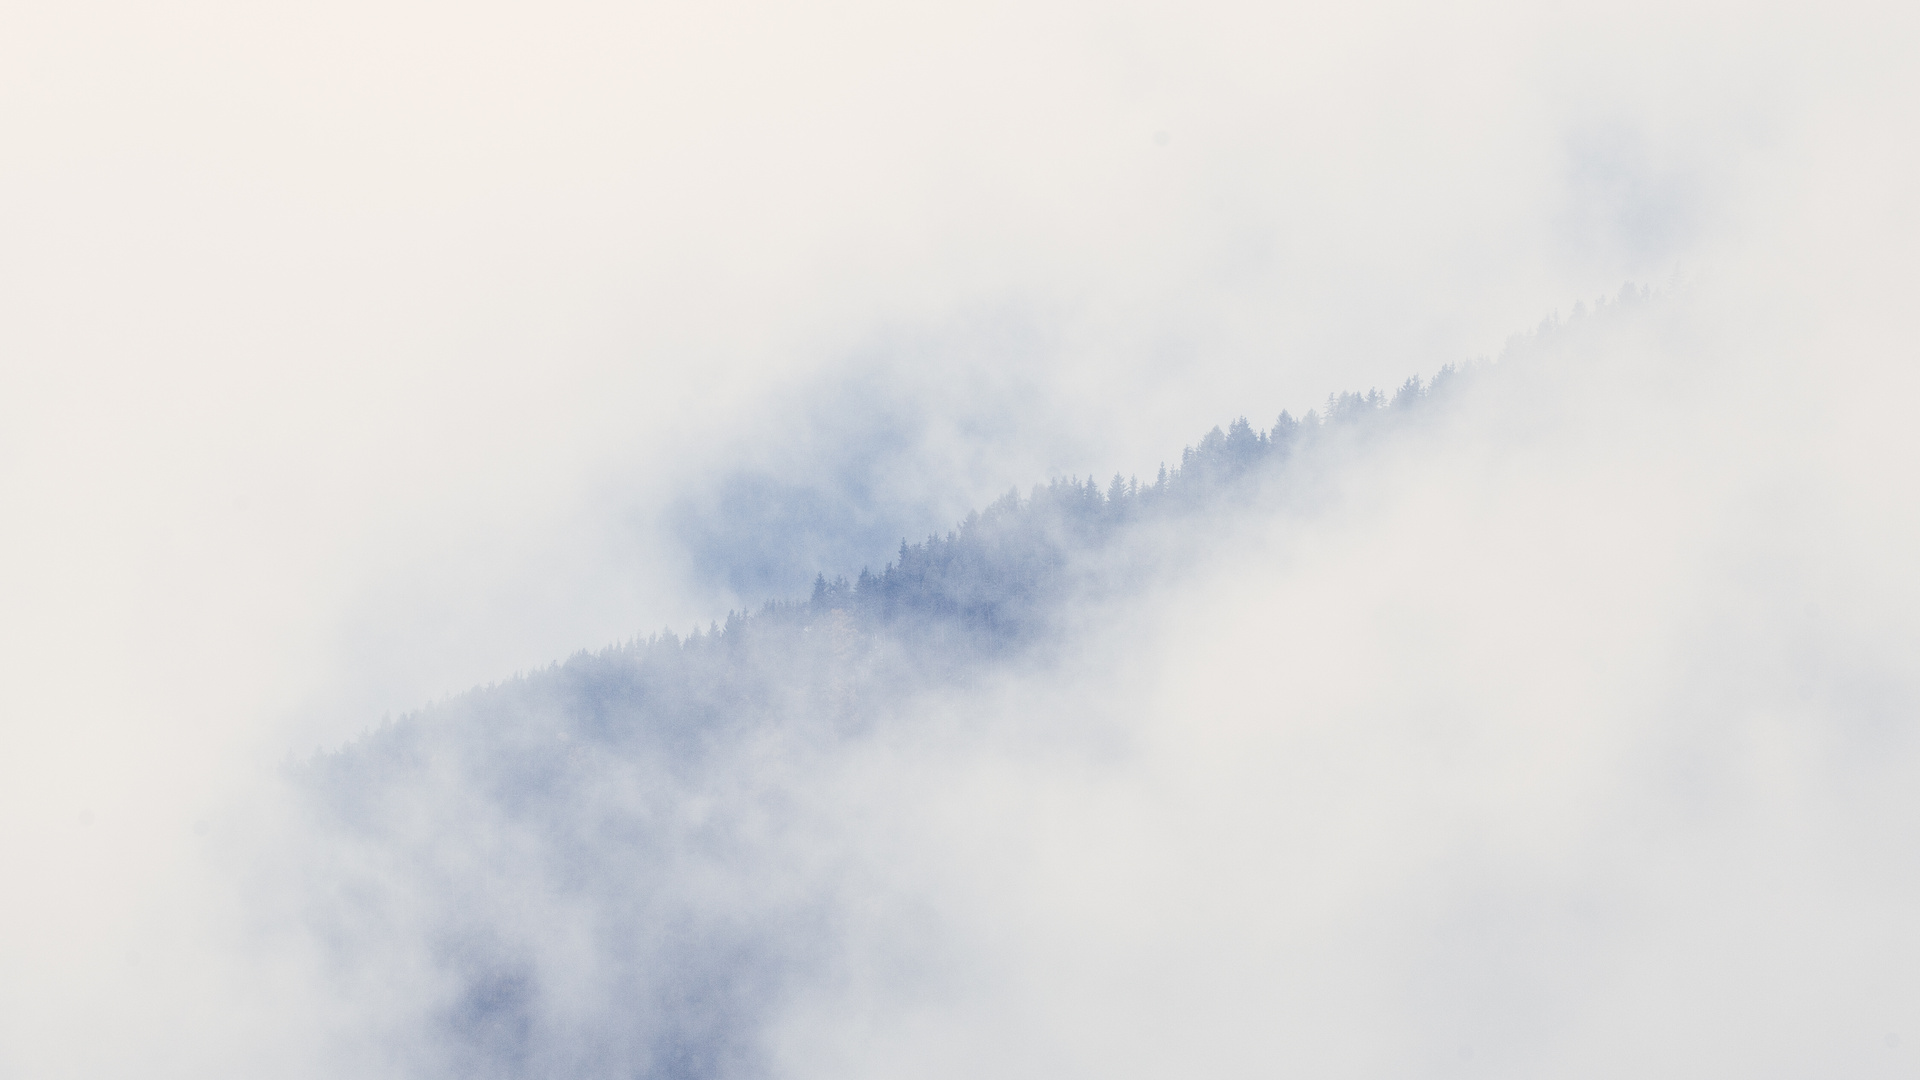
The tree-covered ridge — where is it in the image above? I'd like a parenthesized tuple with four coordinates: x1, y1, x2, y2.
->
(317, 362, 1470, 777)
(293, 286, 1670, 1079)
(771, 363, 1462, 643)
(297, 363, 1471, 1080)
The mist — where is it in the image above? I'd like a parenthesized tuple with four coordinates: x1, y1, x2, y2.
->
(764, 286, 1920, 1078)
(3, 0, 1917, 1076)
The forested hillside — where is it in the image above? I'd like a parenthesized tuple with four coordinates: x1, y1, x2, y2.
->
(762, 365, 1460, 644)
(297, 358, 1484, 1078)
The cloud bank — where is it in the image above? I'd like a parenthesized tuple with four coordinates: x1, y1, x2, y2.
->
(2, 0, 1917, 1076)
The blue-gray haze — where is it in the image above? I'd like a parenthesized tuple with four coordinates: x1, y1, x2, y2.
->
(292, 299, 1614, 1077)
(8, 3, 1920, 1076)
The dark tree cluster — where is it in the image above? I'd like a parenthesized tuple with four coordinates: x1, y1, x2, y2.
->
(758, 364, 1461, 646)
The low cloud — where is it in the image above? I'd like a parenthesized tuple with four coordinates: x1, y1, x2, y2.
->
(3, 0, 1917, 1076)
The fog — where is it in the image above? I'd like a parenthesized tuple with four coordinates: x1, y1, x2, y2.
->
(2, 0, 1916, 1075)
(762, 287, 1920, 1078)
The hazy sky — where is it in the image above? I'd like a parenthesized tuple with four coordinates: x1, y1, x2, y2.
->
(2, 0, 1917, 1075)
